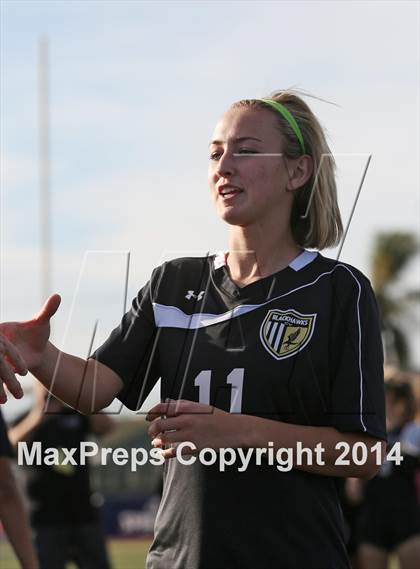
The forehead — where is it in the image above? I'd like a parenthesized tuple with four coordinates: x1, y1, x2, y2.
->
(211, 107, 281, 145)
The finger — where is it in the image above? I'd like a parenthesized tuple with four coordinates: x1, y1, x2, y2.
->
(33, 294, 61, 325)
(0, 360, 23, 399)
(0, 381, 7, 404)
(168, 399, 213, 416)
(5, 350, 28, 376)
(146, 399, 179, 421)
(6, 356, 28, 376)
(146, 399, 208, 421)
(152, 429, 182, 445)
(150, 439, 178, 459)
(152, 431, 185, 446)
(0, 337, 28, 375)
(160, 443, 198, 460)
(160, 446, 178, 460)
(148, 417, 181, 438)
(146, 401, 170, 421)
(150, 437, 172, 456)
(163, 399, 198, 417)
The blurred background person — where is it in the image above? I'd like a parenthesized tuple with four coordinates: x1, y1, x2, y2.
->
(8, 383, 114, 569)
(338, 475, 364, 569)
(356, 374, 420, 569)
(0, 406, 39, 569)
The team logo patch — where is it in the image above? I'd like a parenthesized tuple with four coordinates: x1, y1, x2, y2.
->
(260, 309, 317, 360)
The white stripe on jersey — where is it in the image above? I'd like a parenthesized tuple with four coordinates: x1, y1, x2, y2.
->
(153, 301, 262, 329)
(152, 263, 367, 433)
(273, 323, 285, 352)
(267, 321, 279, 345)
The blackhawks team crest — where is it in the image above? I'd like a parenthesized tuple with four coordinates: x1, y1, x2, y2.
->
(260, 309, 317, 360)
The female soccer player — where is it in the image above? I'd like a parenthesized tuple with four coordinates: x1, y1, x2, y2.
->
(0, 90, 387, 569)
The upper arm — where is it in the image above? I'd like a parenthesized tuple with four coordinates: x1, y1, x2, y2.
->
(86, 358, 124, 411)
(89, 266, 162, 411)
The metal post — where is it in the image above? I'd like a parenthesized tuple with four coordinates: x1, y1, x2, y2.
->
(38, 37, 51, 303)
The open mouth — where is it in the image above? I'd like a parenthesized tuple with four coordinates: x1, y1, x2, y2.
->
(218, 185, 243, 198)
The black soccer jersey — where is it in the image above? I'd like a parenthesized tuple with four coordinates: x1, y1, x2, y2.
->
(25, 408, 97, 526)
(91, 249, 387, 569)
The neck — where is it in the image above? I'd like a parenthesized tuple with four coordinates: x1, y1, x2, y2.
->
(227, 223, 303, 286)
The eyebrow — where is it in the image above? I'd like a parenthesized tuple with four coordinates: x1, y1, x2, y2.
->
(208, 136, 263, 147)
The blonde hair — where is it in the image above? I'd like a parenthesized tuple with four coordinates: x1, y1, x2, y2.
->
(231, 89, 343, 250)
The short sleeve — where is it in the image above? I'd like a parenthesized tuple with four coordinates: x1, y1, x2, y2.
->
(329, 267, 387, 441)
(0, 409, 12, 458)
(90, 266, 162, 411)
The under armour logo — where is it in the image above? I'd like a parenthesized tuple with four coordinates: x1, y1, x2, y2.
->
(185, 290, 205, 301)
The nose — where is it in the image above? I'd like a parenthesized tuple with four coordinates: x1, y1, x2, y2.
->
(216, 149, 236, 178)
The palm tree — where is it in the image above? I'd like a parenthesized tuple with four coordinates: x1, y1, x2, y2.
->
(371, 231, 420, 369)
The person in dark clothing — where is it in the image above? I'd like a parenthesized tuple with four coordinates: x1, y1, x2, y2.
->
(0, 407, 39, 568)
(357, 378, 420, 569)
(9, 384, 113, 569)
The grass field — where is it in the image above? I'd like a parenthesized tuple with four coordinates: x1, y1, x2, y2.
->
(0, 538, 152, 569)
(0, 538, 401, 569)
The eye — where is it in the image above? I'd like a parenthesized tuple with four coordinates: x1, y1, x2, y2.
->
(209, 150, 222, 161)
(236, 148, 258, 155)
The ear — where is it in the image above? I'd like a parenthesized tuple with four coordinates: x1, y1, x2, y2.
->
(286, 155, 313, 192)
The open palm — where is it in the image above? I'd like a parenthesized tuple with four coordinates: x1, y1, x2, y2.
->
(0, 294, 61, 402)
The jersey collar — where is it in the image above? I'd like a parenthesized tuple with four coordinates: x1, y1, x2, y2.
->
(213, 249, 318, 272)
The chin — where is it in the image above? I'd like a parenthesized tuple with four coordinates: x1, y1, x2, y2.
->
(218, 208, 254, 227)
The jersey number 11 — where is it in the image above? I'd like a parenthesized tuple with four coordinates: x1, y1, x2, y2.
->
(194, 368, 244, 413)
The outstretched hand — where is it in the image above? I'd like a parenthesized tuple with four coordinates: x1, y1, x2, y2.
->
(0, 294, 61, 403)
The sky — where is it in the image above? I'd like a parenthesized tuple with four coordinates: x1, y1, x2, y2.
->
(1, 0, 419, 421)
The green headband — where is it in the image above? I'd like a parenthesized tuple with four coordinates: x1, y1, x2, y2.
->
(258, 98, 306, 155)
